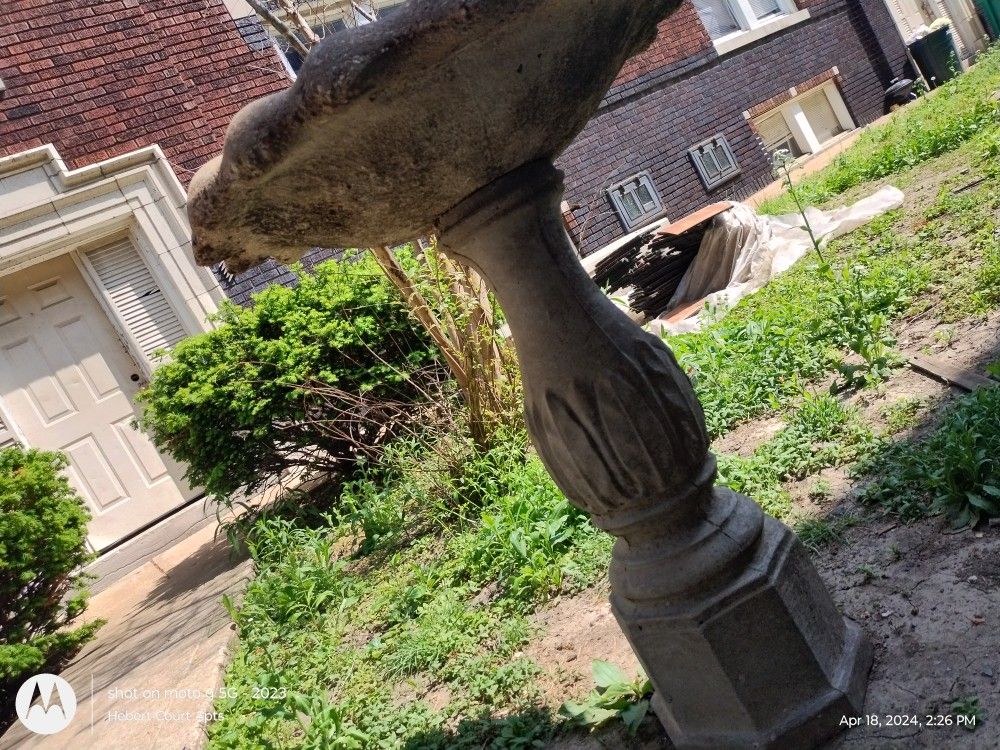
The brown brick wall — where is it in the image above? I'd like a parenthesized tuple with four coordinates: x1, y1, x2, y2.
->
(745, 68, 840, 119)
(614, 4, 713, 88)
(0, 0, 288, 185)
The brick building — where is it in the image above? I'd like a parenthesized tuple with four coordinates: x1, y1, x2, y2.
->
(0, 0, 287, 553)
(556, 0, 911, 256)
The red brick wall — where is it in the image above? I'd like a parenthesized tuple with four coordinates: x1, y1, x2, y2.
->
(0, 0, 288, 185)
(614, 4, 713, 88)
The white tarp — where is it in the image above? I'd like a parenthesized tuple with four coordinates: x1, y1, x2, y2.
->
(650, 185, 905, 335)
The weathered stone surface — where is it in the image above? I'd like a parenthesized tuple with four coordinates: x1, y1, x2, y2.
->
(437, 162, 872, 748)
(188, 0, 679, 271)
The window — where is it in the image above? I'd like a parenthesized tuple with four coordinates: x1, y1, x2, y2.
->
(755, 111, 804, 159)
(798, 88, 844, 144)
(752, 83, 853, 159)
(607, 173, 664, 230)
(689, 135, 741, 190)
(694, 0, 795, 40)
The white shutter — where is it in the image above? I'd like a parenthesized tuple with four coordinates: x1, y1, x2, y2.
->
(85, 239, 187, 364)
(800, 89, 844, 145)
(747, 0, 782, 20)
(756, 112, 793, 149)
(885, 0, 916, 38)
(755, 111, 804, 157)
(0, 414, 15, 449)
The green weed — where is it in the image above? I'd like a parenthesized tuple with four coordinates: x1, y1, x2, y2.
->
(808, 477, 834, 500)
(560, 661, 653, 736)
(860, 387, 1000, 527)
(881, 397, 925, 433)
(952, 696, 985, 730)
(856, 564, 881, 584)
(717, 393, 876, 519)
(793, 513, 856, 553)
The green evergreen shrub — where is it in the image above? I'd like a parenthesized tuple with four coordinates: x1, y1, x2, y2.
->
(0, 447, 100, 725)
(137, 255, 438, 503)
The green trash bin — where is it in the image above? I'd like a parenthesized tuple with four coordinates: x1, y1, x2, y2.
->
(975, 0, 1000, 40)
(908, 26, 961, 89)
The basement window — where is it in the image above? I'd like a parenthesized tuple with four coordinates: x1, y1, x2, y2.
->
(752, 83, 854, 159)
(689, 135, 741, 190)
(607, 172, 664, 230)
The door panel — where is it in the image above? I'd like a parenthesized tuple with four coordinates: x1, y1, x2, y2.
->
(0, 254, 198, 550)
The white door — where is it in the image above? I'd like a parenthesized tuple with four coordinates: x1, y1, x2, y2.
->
(0, 254, 198, 550)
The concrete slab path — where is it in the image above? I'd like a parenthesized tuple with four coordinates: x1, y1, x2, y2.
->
(1, 522, 249, 750)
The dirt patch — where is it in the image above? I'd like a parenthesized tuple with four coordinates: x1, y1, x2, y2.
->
(820, 515, 1000, 749)
(525, 589, 641, 709)
(898, 310, 1000, 371)
(786, 465, 855, 514)
(849, 368, 947, 434)
(711, 414, 784, 456)
(531, 513, 1000, 749)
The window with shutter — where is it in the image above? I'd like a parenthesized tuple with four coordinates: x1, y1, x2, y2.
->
(799, 89, 844, 144)
(755, 112, 804, 158)
(84, 239, 187, 366)
(689, 134, 741, 190)
(752, 83, 853, 159)
(607, 172, 665, 230)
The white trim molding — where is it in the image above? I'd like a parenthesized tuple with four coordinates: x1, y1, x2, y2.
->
(0, 144, 224, 346)
(713, 9, 811, 55)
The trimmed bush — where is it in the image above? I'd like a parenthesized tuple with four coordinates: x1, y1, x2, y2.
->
(0, 447, 100, 723)
(137, 255, 439, 503)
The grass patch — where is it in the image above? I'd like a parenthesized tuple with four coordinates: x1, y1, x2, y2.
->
(209, 431, 612, 750)
(881, 397, 925, 434)
(717, 392, 879, 518)
(859, 387, 1000, 527)
(669, 214, 923, 437)
(793, 513, 857, 553)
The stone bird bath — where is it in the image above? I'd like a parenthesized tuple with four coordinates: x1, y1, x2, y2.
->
(188, 1, 872, 746)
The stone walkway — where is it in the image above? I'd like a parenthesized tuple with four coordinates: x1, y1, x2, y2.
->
(1, 522, 250, 750)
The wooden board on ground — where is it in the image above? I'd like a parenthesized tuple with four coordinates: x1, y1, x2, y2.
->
(909, 354, 999, 392)
(661, 297, 707, 325)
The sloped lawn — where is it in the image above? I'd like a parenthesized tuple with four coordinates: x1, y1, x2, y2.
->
(206, 48, 1000, 749)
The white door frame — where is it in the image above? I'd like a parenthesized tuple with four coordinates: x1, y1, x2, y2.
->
(0, 144, 224, 548)
(0, 144, 225, 413)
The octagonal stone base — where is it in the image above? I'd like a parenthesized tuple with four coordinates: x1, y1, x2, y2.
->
(612, 504, 872, 749)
